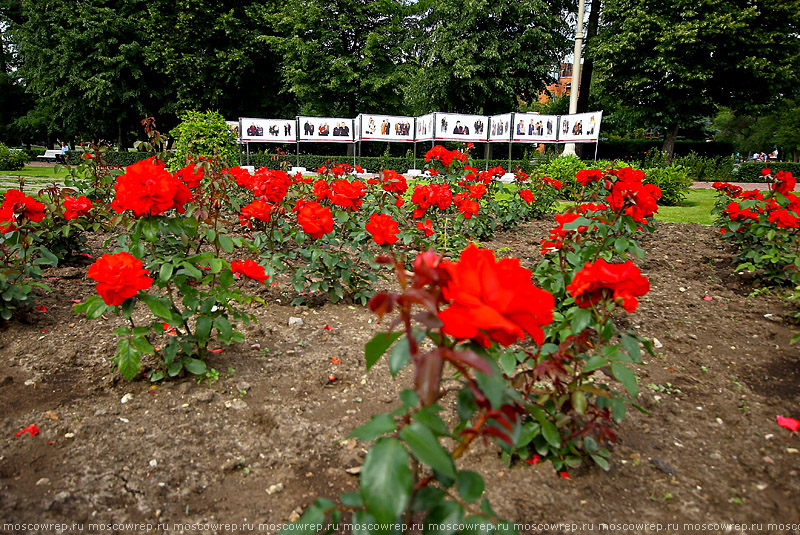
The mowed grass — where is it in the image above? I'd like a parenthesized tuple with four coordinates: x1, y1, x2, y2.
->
(556, 188, 718, 226)
(0, 165, 71, 180)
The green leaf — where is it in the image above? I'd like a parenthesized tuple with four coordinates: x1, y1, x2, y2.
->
(475, 367, 504, 409)
(115, 338, 140, 380)
(76, 296, 108, 319)
(184, 358, 207, 375)
(340, 492, 363, 508)
(140, 294, 173, 321)
(214, 316, 232, 341)
(412, 406, 449, 437)
(209, 257, 224, 274)
(159, 263, 174, 282)
(456, 470, 484, 503)
(498, 352, 516, 377)
(196, 316, 213, 342)
(572, 390, 587, 415)
(423, 501, 463, 535)
(360, 437, 413, 524)
(411, 486, 445, 512)
(364, 332, 403, 372)
(583, 355, 607, 373)
(389, 337, 411, 376)
(278, 500, 325, 535)
(218, 234, 234, 253)
(620, 334, 641, 363)
(591, 454, 610, 471)
(571, 307, 593, 334)
(461, 515, 494, 535)
(399, 422, 456, 479)
(611, 362, 638, 397)
(531, 406, 560, 448)
(348, 413, 397, 441)
(181, 261, 203, 280)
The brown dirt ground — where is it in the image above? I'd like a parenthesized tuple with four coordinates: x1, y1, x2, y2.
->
(1, 219, 800, 535)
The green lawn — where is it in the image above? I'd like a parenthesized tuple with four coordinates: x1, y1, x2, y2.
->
(0, 165, 71, 180)
(556, 188, 718, 226)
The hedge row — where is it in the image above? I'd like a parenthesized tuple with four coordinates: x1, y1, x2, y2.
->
(732, 162, 800, 182)
(596, 139, 735, 161)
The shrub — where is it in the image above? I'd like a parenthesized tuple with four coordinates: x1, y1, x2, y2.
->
(67, 151, 153, 167)
(535, 155, 588, 199)
(169, 110, 239, 169)
(0, 143, 28, 170)
(642, 165, 692, 206)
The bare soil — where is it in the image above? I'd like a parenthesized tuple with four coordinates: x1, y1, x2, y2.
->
(2, 220, 800, 535)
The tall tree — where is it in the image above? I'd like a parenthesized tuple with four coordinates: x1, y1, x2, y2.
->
(405, 0, 572, 116)
(592, 0, 800, 158)
(264, 0, 416, 117)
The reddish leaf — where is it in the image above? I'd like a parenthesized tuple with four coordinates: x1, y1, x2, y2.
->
(368, 292, 395, 319)
(444, 348, 492, 375)
(415, 350, 443, 406)
(482, 425, 512, 445)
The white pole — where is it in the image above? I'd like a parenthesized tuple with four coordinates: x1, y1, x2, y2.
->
(562, 0, 586, 158)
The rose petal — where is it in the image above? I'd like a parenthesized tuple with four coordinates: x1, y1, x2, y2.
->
(15, 424, 40, 437)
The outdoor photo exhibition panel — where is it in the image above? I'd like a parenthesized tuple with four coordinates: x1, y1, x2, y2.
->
(358, 114, 415, 142)
(512, 113, 559, 143)
(558, 111, 603, 143)
(488, 114, 513, 143)
(298, 117, 354, 142)
(227, 121, 241, 142)
(416, 114, 435, 142)
(433, 113, 488, 142)
(240, 117, 296, 143)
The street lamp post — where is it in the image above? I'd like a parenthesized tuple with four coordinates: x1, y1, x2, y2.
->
(562, 0, 586, 157)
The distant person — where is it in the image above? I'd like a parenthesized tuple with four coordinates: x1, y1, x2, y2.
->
(57, 141, 69, 164)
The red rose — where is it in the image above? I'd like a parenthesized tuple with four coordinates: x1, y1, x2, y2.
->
(175, 163, 204, 189)
(411, 184, 436, 218)
(576, 168, 605, 186)
(518, 189, 535, 204)
(63, 195, 93, 220)
(0, 189, 46, 232)
(382, 169, 408, 194)
(239, 199, 272, 226)
(769, 208, 800, 228)
(365, 213, 399, 245)
(88, 252, 154, 306)
(111, 159, 191, 217)
(313, 179, 332, 202)
(567, 258, 650, 313)
(231, 259, 269, 284)
(331, 179, 366, 209)
(772, 171, 796, 195)
(296, 200, 334, 238)
(466, 183, 487, 200)
(251, 168, 291, 204)
(723, 201, 758, 222)
(432, 184, 452, 210)
(454, 192, 478, 219)
(438, 244, 554, 347)
(606, 171, 660, 223)
(225, 166, 254, 189)
(416, 218, 434, 237)
(543, 176, 563, 190)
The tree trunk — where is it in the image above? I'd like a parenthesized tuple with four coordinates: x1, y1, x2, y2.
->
(793, 148, 798, 163)
(118, 122, 125, 150)
(484, 143, 492, 162)
(661, 124, 680, 161)
(575, 0, 601, 159)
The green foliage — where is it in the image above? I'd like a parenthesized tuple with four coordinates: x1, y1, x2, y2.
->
(713, 100, 800, 159)
(405, 0, 571, 115)
(169, 111, 239, 169)
(0, 143, 28, 170)
(535, 155, 588, 200)
(66, 151, 153, 167)
(642, 166, 692, 206)
(596, 139, 736, 162)
(734, 163, 800, 182)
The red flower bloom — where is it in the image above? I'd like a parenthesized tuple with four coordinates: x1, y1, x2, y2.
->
(296, 200, 334, 239)
(226, 166, 254, 189)
(395, 196, 404, 207)
(454, 192, 479, 219)
(518, 189, 535, 204)
(0, 189, 46, 232)
(111, 159, 191, 217)
(365, 213, 399, 245)
(777, 415, 800, 432)
(416, 218, 435, 237)
(606, 170, 661, 223)
(411, 184, 436, 218)
(576, 168, 605, 186)
(331, 179, 366, 209)
(772, 170, 796, 195)
(428, 168, 439, 177)
(723, 201, 758, 222)
(231, 259, 269, 284)
(175, 163, 204, 189)
(313, 179, 332, 202)
(712, 182, 744, 197)
(425, 145, 466, 167)
(88, 252, 154, 306)
(769, 208, 800, 228)
(239, 199, 272, 226)
(432, 183, 453, 210)
(466, 183, 487, 200)
(251, 168, 291, 204)
(63, 195, 94, 220)
(567, 258, 650, 313)
(543, 176, 563, 190)
(382, 169, 408, 194)
(439, 244, 554, 347)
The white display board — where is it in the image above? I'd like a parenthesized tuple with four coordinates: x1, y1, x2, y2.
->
(433, 113, 488, 142)
(298, 117, 354, 142)
(488, 114, 513, 143)
(558, 111, 602, 143)
(240, 117, 295, 143)
(416, 114, 435, 142)
(358, 114, 414, 142)
(512, 113, 558, 143)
